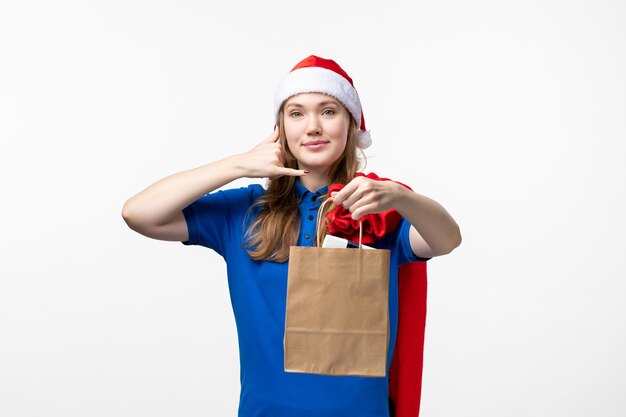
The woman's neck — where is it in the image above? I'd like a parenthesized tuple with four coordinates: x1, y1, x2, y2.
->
(299, 171, 329, 193)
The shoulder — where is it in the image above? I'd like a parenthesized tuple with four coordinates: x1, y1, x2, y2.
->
(218, 183, 267, 217)
(184, 183, 266, 216)
(248, 183, 266, 199)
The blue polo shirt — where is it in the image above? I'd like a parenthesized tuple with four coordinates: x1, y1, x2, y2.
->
(181, 178, 426, 417)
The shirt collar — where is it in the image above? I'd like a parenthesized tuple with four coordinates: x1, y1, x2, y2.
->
(294, 178, 329, 200)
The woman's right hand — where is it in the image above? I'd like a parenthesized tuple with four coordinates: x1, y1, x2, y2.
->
(236, 127, 308, 180)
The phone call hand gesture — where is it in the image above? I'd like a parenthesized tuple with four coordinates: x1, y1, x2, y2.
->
(238, 127, 308, 180)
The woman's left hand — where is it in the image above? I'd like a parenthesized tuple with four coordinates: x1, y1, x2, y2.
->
(330, 176, 408, 220)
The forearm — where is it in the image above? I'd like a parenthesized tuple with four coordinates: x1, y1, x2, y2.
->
(122, 154, 247, 227)
(394, 186, 462, 255)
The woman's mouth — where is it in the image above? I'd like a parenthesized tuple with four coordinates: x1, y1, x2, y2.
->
(303, 141, 329, 150)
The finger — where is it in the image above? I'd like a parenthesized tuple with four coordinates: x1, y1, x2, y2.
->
(332, 177, 363, 205)
(277, 167, 309, 177)
(272, 124, 281, 143)
(351, 202, 378, 221)
(263, 125, 280, 144)
(342, 183, 371, 209)
(345, 192, 374, 215)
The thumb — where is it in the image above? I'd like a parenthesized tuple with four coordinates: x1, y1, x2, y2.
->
(262, 125, 280, 144)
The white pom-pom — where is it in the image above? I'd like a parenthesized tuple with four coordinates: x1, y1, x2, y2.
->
(357, 130, 372, 149)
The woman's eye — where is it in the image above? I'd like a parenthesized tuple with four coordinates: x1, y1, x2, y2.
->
(290, 111, 302, 117)
(323, 109, 336, 115)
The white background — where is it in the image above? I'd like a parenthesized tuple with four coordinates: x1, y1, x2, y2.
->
(1, 1, 624, 416)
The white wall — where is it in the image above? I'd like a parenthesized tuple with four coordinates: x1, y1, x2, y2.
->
(1, 1, 624, 416)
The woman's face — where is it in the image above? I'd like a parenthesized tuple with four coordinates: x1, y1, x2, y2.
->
(283, 92, 351, 172)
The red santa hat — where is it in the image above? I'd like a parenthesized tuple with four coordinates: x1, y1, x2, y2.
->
(274, 55, 372, 149)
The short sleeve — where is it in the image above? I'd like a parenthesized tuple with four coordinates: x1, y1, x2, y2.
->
(396, 218, 432, 265)
(181, 185, 263, 257)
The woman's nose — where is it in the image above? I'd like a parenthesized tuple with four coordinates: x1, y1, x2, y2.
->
(306, 116, 322, 135)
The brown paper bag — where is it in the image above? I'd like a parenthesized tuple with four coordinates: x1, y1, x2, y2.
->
(284, 197, 391, 377)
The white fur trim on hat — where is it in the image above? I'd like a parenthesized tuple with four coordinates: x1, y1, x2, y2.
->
(274, 67, 362, 126)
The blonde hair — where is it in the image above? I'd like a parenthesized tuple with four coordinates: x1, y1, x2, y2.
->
(242, 104, 367, 262)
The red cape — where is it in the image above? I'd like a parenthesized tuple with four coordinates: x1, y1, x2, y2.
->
(327, 173, 428, 417)
(389, 262, 427, 417)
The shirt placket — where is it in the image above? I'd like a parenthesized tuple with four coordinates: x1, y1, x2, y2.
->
(301, 192, 322, 246)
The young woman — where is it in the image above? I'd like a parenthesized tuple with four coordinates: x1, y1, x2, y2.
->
(122, 55, 461, 417)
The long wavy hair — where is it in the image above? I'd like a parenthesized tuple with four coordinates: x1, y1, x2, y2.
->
(242, 102, 367, 262)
